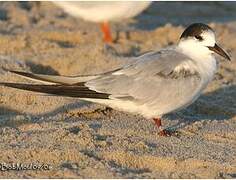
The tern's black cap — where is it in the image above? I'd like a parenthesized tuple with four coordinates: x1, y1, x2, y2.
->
(180, 23, 213, 39)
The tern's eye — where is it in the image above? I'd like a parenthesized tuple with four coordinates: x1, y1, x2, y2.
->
(195, 35, 203, 41)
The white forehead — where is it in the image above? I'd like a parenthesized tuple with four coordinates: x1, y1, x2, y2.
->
(200, 30, 216, 47)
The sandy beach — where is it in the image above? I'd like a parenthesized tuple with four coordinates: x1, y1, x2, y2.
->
(0, 2, 235, 178)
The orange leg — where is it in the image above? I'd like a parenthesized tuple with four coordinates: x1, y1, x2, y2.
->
(153, 118, 172, 136)
(100, 21, 112, 43)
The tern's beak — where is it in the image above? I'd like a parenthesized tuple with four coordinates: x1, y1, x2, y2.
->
(208, 44, 231, 61)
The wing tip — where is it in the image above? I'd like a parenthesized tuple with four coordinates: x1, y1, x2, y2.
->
(0, 82, 110, 99)
(2, 67, 29, 76)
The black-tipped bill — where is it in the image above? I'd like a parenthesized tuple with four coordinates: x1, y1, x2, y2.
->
(208, 44, 231, 61)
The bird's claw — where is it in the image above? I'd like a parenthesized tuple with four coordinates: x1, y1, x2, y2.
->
(103, 44, 118, 55)
(158, 129, 180, 137)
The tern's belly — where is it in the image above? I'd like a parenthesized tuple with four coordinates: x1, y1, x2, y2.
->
(81, 91, 200, 119)
(81, 86, 203, 119)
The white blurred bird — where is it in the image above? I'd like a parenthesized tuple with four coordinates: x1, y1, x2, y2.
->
(0, 23, 231, 136)
(53, 1, 151, 43)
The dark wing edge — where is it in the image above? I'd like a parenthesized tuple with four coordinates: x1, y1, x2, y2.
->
(0, 82, 110, 99)
(9, 70, 62, 84)
(3, 68, 124, 85)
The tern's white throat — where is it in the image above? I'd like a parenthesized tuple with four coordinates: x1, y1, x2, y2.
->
(177, 37, 217, 77)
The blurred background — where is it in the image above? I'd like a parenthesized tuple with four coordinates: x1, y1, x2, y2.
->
(0, 2, 236, 30)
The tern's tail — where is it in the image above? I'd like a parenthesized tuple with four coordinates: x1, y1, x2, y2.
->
(0, 82, 109, 99)
(4, 69, 98, 85)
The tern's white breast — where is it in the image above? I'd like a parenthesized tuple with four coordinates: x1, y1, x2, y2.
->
(53, 2, 151, 22)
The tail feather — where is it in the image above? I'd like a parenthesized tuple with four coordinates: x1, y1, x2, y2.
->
(0, 82, 110, 99)
(6, 70, 98, 85)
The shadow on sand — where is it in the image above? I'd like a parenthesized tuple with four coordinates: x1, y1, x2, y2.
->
(0, 101, 90, 128)
(166, 84, 236, 130)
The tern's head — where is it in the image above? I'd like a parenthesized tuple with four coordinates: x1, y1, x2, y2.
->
(178, 23, 230, 61)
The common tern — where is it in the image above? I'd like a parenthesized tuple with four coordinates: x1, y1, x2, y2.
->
(52, 1, 151, 43)
(0, 23, 230, 136)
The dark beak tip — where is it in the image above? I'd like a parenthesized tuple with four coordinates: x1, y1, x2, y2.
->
(208, 44, 231, 61)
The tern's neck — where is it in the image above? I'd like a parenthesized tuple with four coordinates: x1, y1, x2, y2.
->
(177, 40, 217, 79)
(177, 40, 212, 61)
